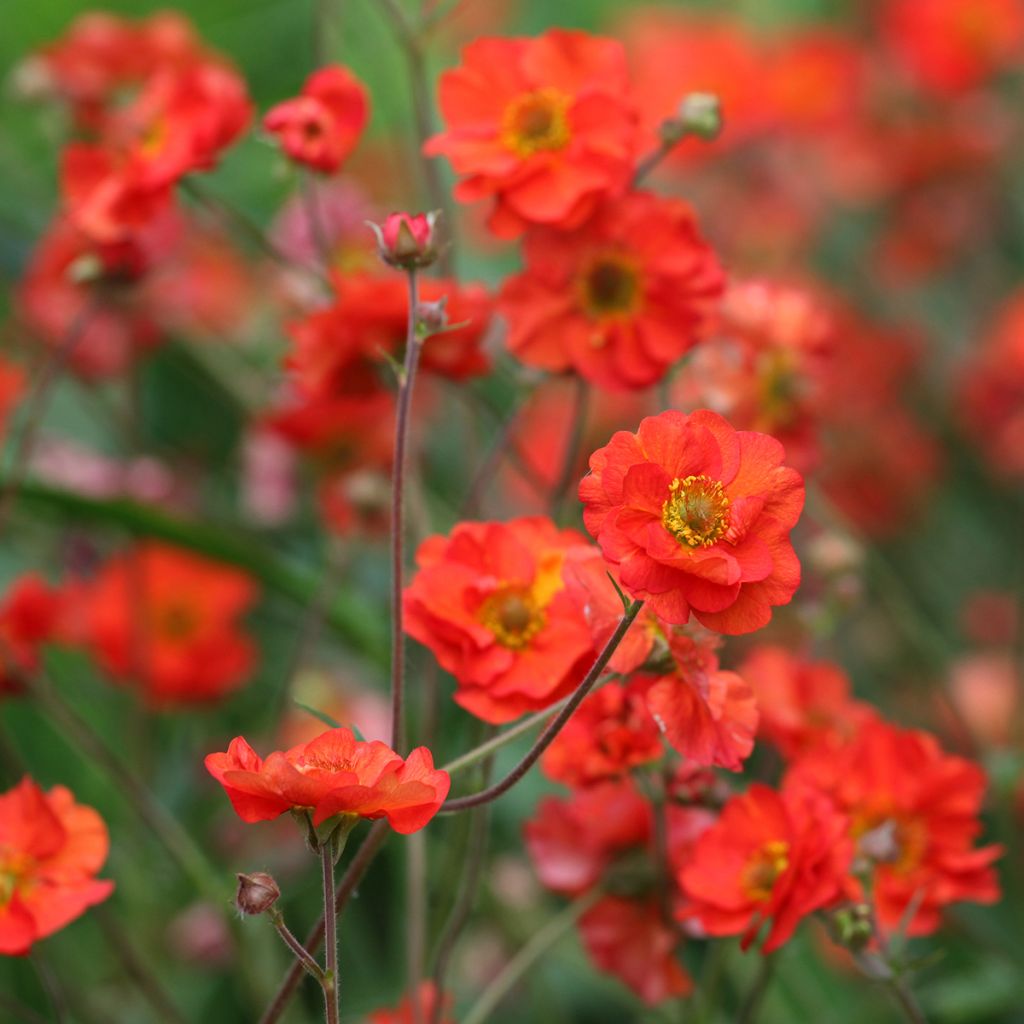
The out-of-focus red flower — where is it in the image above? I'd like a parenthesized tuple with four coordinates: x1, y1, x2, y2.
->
(499, 190, 723, 391)
(541, 679, 663, 787)
(366, 982, 453, 1024)
(204, 727, 450, 833)
(880, 0, 1024, 96)
(579, 897, 692, 1005)
(82, 544, 258, 705)
(0, 777, 113, 955)
(426, 30, 638, 238)
(738, 646, 875, 760)
(0, 359, 25, 443)
(0, 576, 65, 697)
(960, 589, 1019, 647)
(404, 517, 596, 723)
(948, 652, 1021, 748)
(787, 719, 1002, 935)
(264, 66, 368, 173)
(678, 783, 853, 953)
(580, 410, 804, 633)
(959, 289, 1024, 479)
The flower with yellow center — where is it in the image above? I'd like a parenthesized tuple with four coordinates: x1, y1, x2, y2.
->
(742, 839, 791, 901)
(662, 474, 731, 548)
(478, 550, 566, 650)
(578, 251, 643, 322)
(500, 88, 572, 157)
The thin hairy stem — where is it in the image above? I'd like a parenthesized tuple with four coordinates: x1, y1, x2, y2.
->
(269, 910, 326, 983)
(321, 844, 340, 1024)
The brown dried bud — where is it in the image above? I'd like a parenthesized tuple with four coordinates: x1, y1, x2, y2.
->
(235, 872, 280, 916)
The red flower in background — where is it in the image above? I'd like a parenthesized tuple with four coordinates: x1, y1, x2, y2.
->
(264, 65, 368, 173)
(0, 576, 66, 697)
(580, 410, 804, 633)
(786, 719, 1002, 935)
(0, 777, 113, 956)
(499, 190, 724, 391)
(403, 517, 596, 723)
(0, 359, 25, 443)
(738, 646, 875, 760)
(880, 0, 1024, 96)
(367, 982, 453, 1024)
(679, 783, 853, 952)
(426, 30, 638, 238)
(205, 728, 449, 833)
(81, 544, 258, 705)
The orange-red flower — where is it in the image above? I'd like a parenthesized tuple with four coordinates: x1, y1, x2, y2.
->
(403, 517, 596, 723)
(81, 544, 258, 705)
(786, 719, 1002, 935)
(425, 30, 638, 238)
(0, 576, 66, 697)
(0, 777, 114, 956)
(738, 646, 875, 760)
(499, 190, 724, 391)
(678, 783, 853, 952)
(264, 65, 368, 173)
(366, 982, 453, 1024)
(0, 358, 25, 444)
(204, 727, 449, 833)
(580, 410, 804, 633)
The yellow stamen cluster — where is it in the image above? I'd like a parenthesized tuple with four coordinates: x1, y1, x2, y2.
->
(662, 474, 731, 548)
(479, 586, 546, 650)
(500, 88, 571, 157)
(742, 840, 790, 901)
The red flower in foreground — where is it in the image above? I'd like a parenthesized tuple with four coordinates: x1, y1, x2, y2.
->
(500, 190, 724, 391)
(82, 544, 258, 705)
(679, 783, 852, 952)
(0, 777, 114, 955)
(787, 719, 1002, 935)
(580, 410, 804, 633)
(367, 982, 453, 1024)
(204, 727, 449, 833)
(264, 65, 368, 173)
(403, 517, 596, 723)
(425, 30, 638, 238)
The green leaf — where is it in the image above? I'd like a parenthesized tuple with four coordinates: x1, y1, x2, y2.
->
(292, 700, 343, 730)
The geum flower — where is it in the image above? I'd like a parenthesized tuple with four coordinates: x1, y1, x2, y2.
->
(0, 777, 114, 956)
(678, 783, 853, 953)
(580, 409, 804, 633)
(499, 190, 724, 391)
(204, 727, 449, 834)
(425, 29, 638, 238)
(403, 517, 596, 723)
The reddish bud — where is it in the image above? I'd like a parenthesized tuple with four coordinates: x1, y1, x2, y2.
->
(368, 211, 440, 269)
(235, 872, 280, 916)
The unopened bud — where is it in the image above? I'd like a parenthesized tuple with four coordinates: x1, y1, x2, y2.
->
(368, 211, 440, 270)
(829, 904, 873, 952)
(235, 872, 280, 916)
(660, 92, 723, 146)
(416, 296, 448, 335)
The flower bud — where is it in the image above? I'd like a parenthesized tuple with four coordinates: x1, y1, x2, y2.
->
(235, 871, 280, 916)
(660, 92, 723, 146)
(368, 211, 440, 270)
(828, 904, 873, 952)
(416, 296, 448, 335)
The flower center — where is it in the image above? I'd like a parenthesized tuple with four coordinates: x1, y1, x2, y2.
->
(155, 602, 200, 642)
(662, 475, 731, 548)
(742, 840, 790, 901)
(579, 254, 642, 319)
(500, 88, 571, 157)
(479, 586, 545, 650)
(0, 847, 33, 908)
(300, 753, 354, 774)
(853, 813, 927, 875)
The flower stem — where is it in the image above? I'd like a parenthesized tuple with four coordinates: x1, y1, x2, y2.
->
(737, 952, 777, 1024)
(460, 890, 601, 1024)
(550, 377, 589, 522)
(441, 600, 644, 812)
(390, 268, 421, 753)
(406, 831, 428, 1024)
(301, 170, 333, 273)
(321, 843, 340, 1024)
(269, 910, 326, 983)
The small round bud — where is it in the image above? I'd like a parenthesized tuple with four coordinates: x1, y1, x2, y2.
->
(368, 211, 440, 270)
(416, 296, 448, 335)
(235, 872, 280, 916)
(829, 904, 873, 952)
(676, 92, 723, 141)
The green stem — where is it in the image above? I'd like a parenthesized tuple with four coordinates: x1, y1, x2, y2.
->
(321, 844, 340, 1024)
(737, 952, 777, 1024)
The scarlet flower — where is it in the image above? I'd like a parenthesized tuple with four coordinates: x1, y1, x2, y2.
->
(580, 410, 805, 633)
(738, 646, 875, 760)
(0, 576, 65, 697)
(678, 783, 853, 952)
(499, 190, 724, 391)
(0, 777, 114, 955)
(264, 65, 368, 173)
(425, 30, 638, 238)
(403, 517, 596, 723)
(0, 359, 25, 443)
(367, 982, 453, 1024)
(786, 719, 1003, 935)
(204, 727, 450, 833)
(82, 544, 258, 705)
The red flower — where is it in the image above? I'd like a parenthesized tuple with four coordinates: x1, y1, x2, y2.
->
(0, 576, 65, 696)
(678, 783, 853, 952)
(367, 982, 453, 1024)
(738, 646, 875, 760)
(0, 359, 26, 445)
(82, 544, 258, 705)
(204, 727, 449, 833)
(786, 719, 1002, 935)
(403, 517, 596, 723)
(264, 65, 368, 173)
(425, 30, 638, 238)
(0, 777, 114, 955)
(580, 410, 804, 633)
(579, 897, 692, 1005)
(499, 190, 724, 391)
(540, 679, 663, 787)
